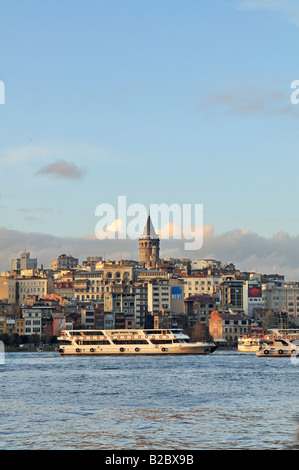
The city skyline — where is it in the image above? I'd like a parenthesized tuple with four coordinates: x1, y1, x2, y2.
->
(1, 0, 299, 278)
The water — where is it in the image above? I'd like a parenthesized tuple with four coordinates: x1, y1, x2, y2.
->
(1, 350, 299, 450)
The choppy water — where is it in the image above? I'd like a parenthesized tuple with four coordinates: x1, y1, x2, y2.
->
(1, 350, 299, 450)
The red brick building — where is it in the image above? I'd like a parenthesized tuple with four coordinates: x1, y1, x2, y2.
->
(209, 310, 250, 346)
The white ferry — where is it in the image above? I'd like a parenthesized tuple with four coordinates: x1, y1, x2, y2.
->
(266, 328, 299, 342)
(237, 335, 264, 352)
(256, 337, 299, 357)
(256, 329, 299, 357)
(57, 328, 217, 356)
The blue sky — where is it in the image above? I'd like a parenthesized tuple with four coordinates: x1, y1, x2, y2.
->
(1, 0, 299, 275)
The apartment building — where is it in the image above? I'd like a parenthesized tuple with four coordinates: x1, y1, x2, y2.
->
(168, 278, 184, 315)
(24, 308, 42, 336)
(147, 280, 171, 315)
(184, 294, 216, 329)
(0, 315, 15, 334)
(145, 278, 184, 316)
(104, 286, 135, 315)
(73, 271, 104, 302)
(80, 305, 95, 328)
(243, 280, 263, 317)
(0, 277, 9, 301)
(209, 311, 250, 346)
(104, 312, 115, 330)
(220, 279, 244, 310)
(135, 269, 168, 281)
(262, 283, 299, 319)
(95, 260, 136, 283)
(8, 277, 48, 304)
(134, 282, 148, 328)
(11, 251, 37, 271)
(54, 281, 74, 300)
(51, 254, 79, 271)
(191, 259, 235, 271)
(15, 318, 25, 336)
(182, 275, 222, 298)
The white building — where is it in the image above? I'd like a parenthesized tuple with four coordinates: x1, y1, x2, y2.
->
(181, 275, 221, 298)
(24, 308, 42, 336)
(191, 259, 235, 271)
(148, 280, 171, 315)
(147, 279, 184, 315)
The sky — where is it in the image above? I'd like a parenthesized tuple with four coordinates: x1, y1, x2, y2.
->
(1, 0, 299, 278)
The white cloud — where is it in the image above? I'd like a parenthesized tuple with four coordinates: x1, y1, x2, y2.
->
(0, 144, 52, 168)
(94, 218, 126, 240)
(1, 225, 299, 280)
(236, 0, 299, 27)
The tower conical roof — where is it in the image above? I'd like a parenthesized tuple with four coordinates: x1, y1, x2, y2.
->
(140, 210, 159, 239)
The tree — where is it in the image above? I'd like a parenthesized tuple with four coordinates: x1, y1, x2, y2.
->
(9, 333, 20, 347)
(262, 311, 276, 332)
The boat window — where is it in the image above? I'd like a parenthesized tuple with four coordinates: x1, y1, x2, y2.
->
(150, 339, 173, 345)
(112, 339, 148, 345)
(85, 331, 104, 336)
(143, 330, 168, 335)
(82, 340, 110, 345)
(277, 340, 289, 346)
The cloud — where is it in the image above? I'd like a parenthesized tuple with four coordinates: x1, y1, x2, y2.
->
(35, 159, 86, 180)
(93, 218, 126, 240)
(0, 144, 52, 168)
(236, 0, 299, 27)
(23, 216, 42, 223)
(0, 142, 131, 177)
(1, 225, 299, 281)
(197, 86, 295, 117)
(160, 228, 299, 280)
(19, 207, 56, 213)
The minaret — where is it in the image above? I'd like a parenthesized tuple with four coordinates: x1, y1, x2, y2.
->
(139, 210, 160, 268)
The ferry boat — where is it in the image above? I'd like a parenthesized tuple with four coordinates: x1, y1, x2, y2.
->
(265, 328, 299, 342)
(57, 328, 217, 356)
(237, 335, 264, 352)
(256, 328, 299, 357)
(256, 338, 299, 357)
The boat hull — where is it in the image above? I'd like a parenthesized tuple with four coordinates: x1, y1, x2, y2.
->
(59, 343, 216, 356)
(238, 345, 260, 352)
(256, 349, 297, 357)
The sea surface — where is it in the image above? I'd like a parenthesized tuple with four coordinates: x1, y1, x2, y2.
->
(1, 350, 299, 450)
